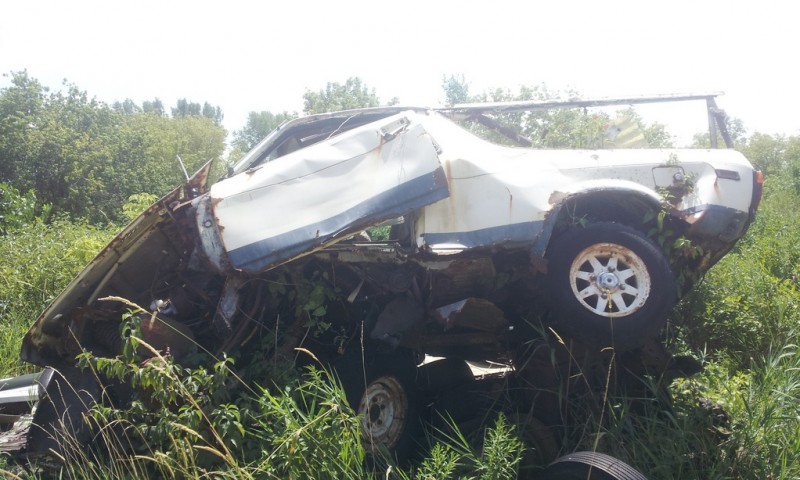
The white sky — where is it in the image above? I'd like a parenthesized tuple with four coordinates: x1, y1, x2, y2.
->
(1, 0, 798, 146)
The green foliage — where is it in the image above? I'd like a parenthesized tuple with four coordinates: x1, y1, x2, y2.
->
(692, 116, 748, 148)
(0, 218, 114, 375)
(231, 110, 297, 153)
(729, 345, 800, 477)
(288, 270, 342, 338)
(303, 77, 383, 115)
(67, 313, 366, 479)
(121, 193, 158, 222)
(441, 77, 672, 149)
(409, 415, 523, 480)
(442, 74, 470, 106)
(0, 182, 48, 233)
(0, 71, 226, 222)
(251, 367, 366, 479)
(171, 98, 224, 125)
(142, 98, 166, 116)
(602, 347, 800, 480)
(641, 168, 706, 290)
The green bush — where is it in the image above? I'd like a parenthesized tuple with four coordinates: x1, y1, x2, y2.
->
(0, 182, 45, 234)
(0, 218, 114, 375)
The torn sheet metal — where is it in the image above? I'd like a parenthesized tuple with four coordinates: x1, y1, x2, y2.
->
(21, 162, 214, 367)
(196, 112, 449, 274)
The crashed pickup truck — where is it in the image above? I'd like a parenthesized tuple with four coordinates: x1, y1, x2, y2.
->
(3, 93, 761, 462)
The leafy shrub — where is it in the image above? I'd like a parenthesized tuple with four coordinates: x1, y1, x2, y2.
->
(65, 309, 365, 479)
(410, 415, 523, 480)
(0, 218, 114, 375)
(0, 182, 47, 234)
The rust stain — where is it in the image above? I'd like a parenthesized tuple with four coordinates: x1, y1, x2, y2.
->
(442, 159, 453, 190)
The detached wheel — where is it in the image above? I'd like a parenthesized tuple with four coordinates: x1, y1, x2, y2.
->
(547, 222, 675, 349)
(538, 451, 647, 480)
(335, 349, 423, 462)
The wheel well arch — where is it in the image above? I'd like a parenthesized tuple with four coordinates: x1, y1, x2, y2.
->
(557, 190, 662, 229)
(534, 189, 664, 260)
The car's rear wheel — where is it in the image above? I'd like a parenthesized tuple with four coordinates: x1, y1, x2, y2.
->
(546, 222, 676, 349)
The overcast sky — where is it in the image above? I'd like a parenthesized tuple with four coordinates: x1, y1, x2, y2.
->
(1, 0, 797, 146)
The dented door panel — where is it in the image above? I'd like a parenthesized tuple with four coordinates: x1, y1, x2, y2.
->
(196, 113, 450, 274)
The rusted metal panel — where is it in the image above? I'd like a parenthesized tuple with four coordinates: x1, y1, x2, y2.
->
(20, 162, 214, 367)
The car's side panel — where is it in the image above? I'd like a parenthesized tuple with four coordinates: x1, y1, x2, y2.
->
(411, 121, 755, 255)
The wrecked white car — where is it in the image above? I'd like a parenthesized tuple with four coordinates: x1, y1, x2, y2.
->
(6, 94, 761, 462)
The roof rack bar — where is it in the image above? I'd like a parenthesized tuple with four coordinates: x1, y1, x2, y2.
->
(438, 92, 725, 114)
(706, 96, 734, 148)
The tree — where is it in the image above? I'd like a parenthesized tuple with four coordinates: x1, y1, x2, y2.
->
(302, 77, 382, 114)
(231, 110, 297, 152)
(112, 98, 141, 115)
(202, 102, 224, 125)
(0, 71, 47, 185)
(739, 133, 787, 176)
(440, 75, 674, 149)
(616, 107, 673, 148)
(172, 98, 224, 125)
(442, 74, 470, 106)
(142, 98, 165, 116)
(691, 116, 747, 149)
(0, 73, 227, 222)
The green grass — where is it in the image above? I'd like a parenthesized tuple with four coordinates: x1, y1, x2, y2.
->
(0, 219, 115, 376)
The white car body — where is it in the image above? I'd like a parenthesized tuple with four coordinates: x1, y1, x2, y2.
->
(196, 108, 757, 273)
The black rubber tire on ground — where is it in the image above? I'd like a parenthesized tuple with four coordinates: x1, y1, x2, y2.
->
(334, 348, 424, 463)
(537, 451, 648, 480)
(546, 222, 676, 350)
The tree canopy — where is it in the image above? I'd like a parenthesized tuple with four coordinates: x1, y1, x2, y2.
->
(302, 77, 388, 115)
(227, 77, 391, 163)
(0, 71, 226, 222)
(231, 110, 297, 153)
(442, 74, 673, 149)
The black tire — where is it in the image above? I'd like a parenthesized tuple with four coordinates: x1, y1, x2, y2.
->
(538, 451, 647, 480)
(335, 348, 423, 462)
(546, 222, 675, 349)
